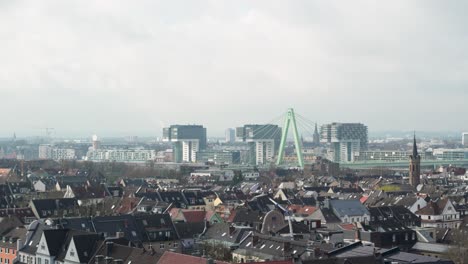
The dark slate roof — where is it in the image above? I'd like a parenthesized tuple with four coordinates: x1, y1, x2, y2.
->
(230, 208, 262, 224)
(58, 214, 178, 243)
(203, 223, 253, 245)
(329, 200, 369, 218)
(20, 220, 51, 255)
(174, 222, 205, 239)
(90, 241, 162, 264)
(55, 230, 100, 262)
(158, 191, 187, 208)
(43, 229, 69, 256)
(182, 191, 206, 206)
(31, 198, 78, 218)
(320, 208, 342, 224)
(247, 194, 275, 213)
(71, 233, 102, 263)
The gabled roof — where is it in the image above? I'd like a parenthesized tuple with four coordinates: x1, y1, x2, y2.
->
(416, 199, 450, 216)
(43, 229, 69, 256)
(182, 210, 206, 223)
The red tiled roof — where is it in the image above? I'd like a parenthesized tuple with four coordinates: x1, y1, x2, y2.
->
(360, 195, 369, 204)
(182, 210, 206, 223)
(157, 251, 230, 264)
(287, 205, 316, 216)
(339, 223, 356, 231)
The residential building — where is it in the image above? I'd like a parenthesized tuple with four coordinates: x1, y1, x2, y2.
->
(163, 125, 207, 163)
(320, 123, 368, 162)
(236, 124, 282, 165)
(86, 148, 157, 162)
(39, 145, 76, 160)
(463, 132, 468, 147)
(416, 199, 461, 228)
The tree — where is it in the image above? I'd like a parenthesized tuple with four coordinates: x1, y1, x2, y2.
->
(448, 229, 468, 264)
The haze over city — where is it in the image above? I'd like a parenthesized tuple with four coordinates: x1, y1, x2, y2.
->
(1, 0, 468, 137)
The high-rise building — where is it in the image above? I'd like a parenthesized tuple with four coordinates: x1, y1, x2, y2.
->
(236, 124, 281, 165)
(225, 128, 235, 143)
(162, 125, 207, 163)
(409, 134, 421, 187)
(463, 132, 468, 147)
(320, 123, 368, 162)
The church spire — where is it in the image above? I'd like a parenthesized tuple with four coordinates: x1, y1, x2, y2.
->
(412, 132, 418, 157)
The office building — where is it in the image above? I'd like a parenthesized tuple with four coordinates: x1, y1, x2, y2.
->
(236, 124, 281, 165)
(463, 132, 468, 147)
(321, 123, 368, 162)
(225, 128, 235, 143)
(433, 148, 468, 160)
(195, 150, 241, 164)
(163, 125, 207, 163)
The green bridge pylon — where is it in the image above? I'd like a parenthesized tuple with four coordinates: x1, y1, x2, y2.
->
(276, 108, 304, 168)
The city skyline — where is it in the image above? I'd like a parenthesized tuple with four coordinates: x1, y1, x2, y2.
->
(2, 1, 468, 136)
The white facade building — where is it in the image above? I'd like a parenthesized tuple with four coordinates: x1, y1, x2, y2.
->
(86, 149, 156, 162)
(254, 140, 275, 165)
(39, 145, 76, 160)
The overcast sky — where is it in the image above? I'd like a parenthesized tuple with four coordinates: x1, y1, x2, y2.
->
(1, 0, 467, 138)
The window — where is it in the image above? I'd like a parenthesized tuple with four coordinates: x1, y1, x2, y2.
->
(173, 242, 178, 248)
(37, 259, 42, 264)
(405, 233, 409, 241)
(160, 243, 165, 249)
(45, 260, 49, 264)
(70, 250, 75, 257)
(392, 234, 396, 242)
(41, 243, 45, 250)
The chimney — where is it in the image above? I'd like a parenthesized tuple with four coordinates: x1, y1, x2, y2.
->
(17, 238, 23, 251)
(106, 241, 114, 256)
(105, 257, 114, 264)
(252, 235, 259, 247)
(229, 225, 236, 235)
(95, 255, 104, 264)
(283, 242, 291, 252)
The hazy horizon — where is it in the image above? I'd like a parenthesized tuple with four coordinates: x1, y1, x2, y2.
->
(2, 1, 468, 138)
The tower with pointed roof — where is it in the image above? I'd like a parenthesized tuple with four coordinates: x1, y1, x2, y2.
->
(313, 123, 320, 146)
(409, 133, 421, 187)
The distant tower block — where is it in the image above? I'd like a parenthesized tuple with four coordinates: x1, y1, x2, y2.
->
(276, 108, 304, 168)
(92, 135, 101, 150)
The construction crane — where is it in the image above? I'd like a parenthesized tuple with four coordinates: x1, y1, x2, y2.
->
(34, 127, 55, 138)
